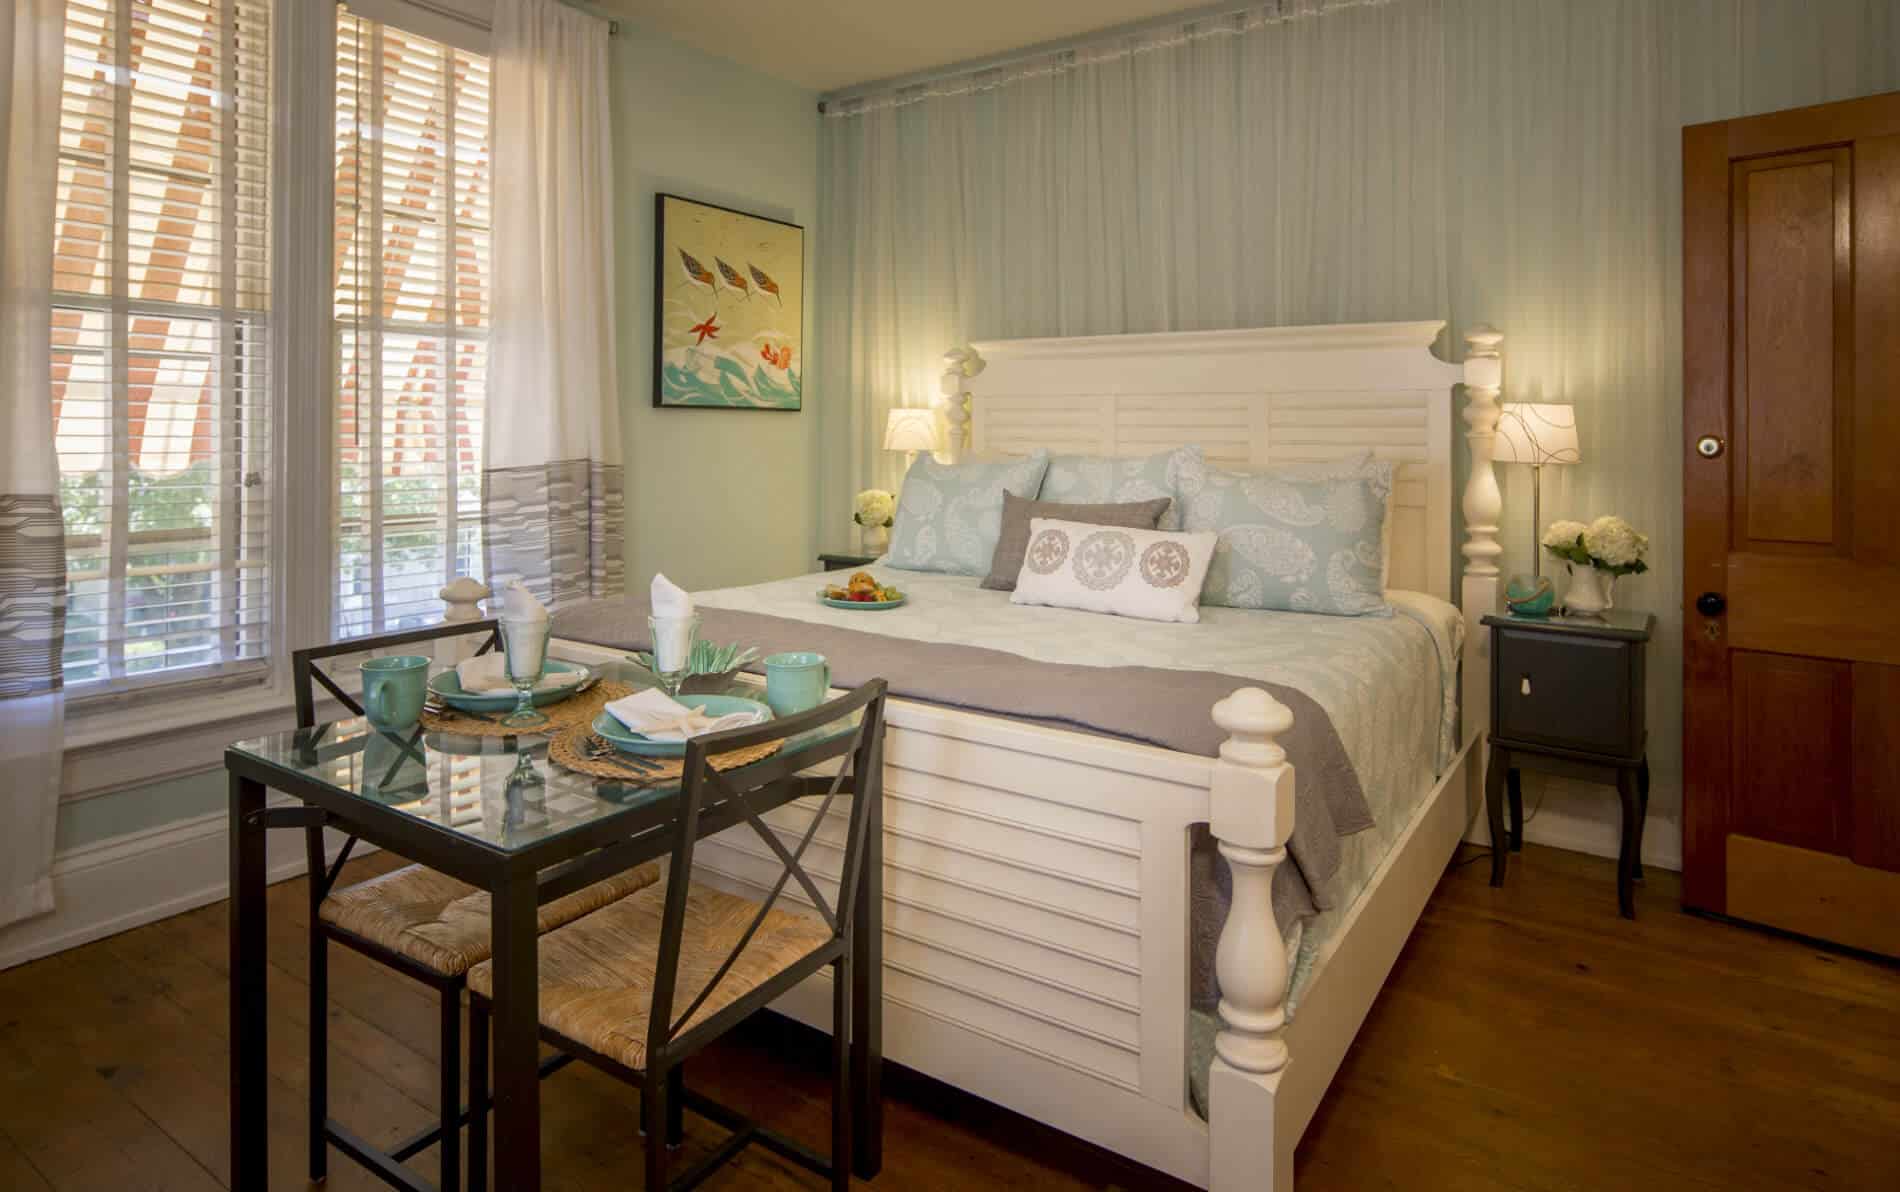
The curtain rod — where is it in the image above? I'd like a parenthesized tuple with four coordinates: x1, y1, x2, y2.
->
(815, 0, 1384, 114)
(363, 0, 623, 37)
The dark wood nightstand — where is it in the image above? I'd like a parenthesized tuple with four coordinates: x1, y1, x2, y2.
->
(1482, 609, 1655, 918)
(817, 551, 880, 571)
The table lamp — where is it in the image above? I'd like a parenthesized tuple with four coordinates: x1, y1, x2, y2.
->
(1493, 402, 1580, 580)
(884, 408, 942, 470)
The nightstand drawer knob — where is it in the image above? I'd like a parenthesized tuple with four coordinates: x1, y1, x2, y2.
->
(1696, 591, 1726, 617)
(1521, 675, 1531, 696)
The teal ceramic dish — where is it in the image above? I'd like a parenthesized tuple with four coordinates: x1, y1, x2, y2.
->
(592, 695, 774, 758)
(1503, 574, 1557, 618)
(427, 658, 591, 712)
(818, 590, 908, 611)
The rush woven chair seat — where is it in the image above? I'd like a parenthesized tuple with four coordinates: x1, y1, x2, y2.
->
(468, 679, 890, 1192)
(292, 623, 658, 1192)
(318, 862, 660, 979)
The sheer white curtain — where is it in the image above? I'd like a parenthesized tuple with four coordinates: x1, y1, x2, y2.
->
(483, 0, 623, 606)
(815, 0, 1900, 856)
(817, 0, 1446, 509)
(0, 0, 66, 928)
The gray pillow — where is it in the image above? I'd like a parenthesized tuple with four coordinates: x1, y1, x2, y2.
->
(982, 492, 1174, 591)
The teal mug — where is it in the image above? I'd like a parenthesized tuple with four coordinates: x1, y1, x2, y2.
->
(764, 651, 831, 717)
(361, 655, 429, 729)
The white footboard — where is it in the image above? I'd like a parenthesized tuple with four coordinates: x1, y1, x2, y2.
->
(683, 690, 1219, 1181)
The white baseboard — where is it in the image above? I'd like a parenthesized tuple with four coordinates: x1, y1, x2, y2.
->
(1464, 771, 1683, 873)
(0, 799, 368, 973)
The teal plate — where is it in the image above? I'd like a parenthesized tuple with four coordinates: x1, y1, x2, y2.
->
(818, 589, 907, 611)
(427, 658, 591, 712)
(593, 695, 774, 757)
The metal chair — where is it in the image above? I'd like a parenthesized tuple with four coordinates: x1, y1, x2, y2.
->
(293, 623, 660, 1190)
(466, 679, 889, 1191)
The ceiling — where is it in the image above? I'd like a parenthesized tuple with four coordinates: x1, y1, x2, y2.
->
(603, 0, 1222, 94)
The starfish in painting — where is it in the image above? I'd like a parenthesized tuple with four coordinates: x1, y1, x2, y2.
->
(688, 312, 721, 345)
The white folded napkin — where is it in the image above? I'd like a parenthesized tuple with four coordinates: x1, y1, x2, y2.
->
(605, 688, 764, 742)
(651, 572, 694, 619)
(454, 653, 583, 695)
(494, 578, 549, 622)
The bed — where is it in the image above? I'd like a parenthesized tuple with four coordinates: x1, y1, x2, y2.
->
(544, 320, 1508, 1189)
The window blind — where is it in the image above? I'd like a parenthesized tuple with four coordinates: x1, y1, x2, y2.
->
(51, 0, 274, 692)
(333, 6, 491, 638)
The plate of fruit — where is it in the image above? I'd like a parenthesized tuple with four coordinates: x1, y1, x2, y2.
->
(820, 571, 907, 610)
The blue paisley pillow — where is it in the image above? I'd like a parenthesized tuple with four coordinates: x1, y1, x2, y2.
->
(886, 451, 1051, 575)
(1182, 461, 1395, 616)
(1037, 446, 1202, 530)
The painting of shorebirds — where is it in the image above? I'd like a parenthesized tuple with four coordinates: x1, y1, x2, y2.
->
(653, 193, 804, 410)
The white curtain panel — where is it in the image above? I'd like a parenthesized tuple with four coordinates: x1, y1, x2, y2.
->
(815, 0, 1900, 851)
(0, 0, 66, 929)
(484, 0, 623, 607)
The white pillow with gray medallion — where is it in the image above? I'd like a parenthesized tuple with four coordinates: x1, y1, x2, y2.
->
(1010, 517, 1218, 623)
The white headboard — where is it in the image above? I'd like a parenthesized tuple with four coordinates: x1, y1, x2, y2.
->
(951, 321, 1467, 603)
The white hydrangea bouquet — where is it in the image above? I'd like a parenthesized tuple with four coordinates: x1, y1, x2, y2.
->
(854, 488, 896, 552)
(1541, 515, 1648, 614)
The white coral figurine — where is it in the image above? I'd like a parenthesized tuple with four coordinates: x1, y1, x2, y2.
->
(853, 488, 895, 529)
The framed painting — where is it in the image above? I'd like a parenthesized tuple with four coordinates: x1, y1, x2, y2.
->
(653, 193, 805, 410)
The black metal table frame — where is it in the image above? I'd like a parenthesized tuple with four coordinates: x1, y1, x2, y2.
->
(226, 736, 883, 1190)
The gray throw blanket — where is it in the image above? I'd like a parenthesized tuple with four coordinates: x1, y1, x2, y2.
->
(555, 595, 1376, 1006)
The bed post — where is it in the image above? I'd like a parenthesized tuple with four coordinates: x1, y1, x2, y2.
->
(1460, 325, 1504, 749)
(937, 346, 983, 459)
(1206, 687, 1297, 1192)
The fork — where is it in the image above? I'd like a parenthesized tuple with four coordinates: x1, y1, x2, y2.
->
(424, 697, 500, 724)
(583, 734, 663, 773)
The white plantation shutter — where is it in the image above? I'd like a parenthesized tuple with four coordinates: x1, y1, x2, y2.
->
(51, 0, 273, 692)
(334, 6, 491, 638)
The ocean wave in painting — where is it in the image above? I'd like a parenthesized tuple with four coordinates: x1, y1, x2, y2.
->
(659, 298, 801, 408)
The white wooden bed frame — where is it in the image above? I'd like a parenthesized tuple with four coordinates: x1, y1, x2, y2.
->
(557, 320, 1507, 1190)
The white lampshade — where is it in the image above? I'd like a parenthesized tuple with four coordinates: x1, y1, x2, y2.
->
(883, 408, 942, 454)
(1493, 403, 1580, 467)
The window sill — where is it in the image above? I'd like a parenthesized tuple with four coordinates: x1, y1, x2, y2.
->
(61, 679, 349, 802)
(57, 638, 614, 802)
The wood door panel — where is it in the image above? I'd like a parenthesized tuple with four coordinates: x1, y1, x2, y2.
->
(1850, 663, 1900, 873)
(1729, 651, 1850, 856)
(1855, 134, 1900, 568)
(1732, 152, 1849, 550)
(1726, 554, 1900, 665)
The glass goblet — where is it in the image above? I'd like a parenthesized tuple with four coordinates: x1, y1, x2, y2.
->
(497, 616, 551, 729)
(648, 613, 699, 699)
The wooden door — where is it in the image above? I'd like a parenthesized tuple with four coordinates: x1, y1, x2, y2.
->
(1684, 91, 1900, 956)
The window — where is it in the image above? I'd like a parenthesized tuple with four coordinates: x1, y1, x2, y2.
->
(333, 8, 492, 638)
(52, 0, 273, 691)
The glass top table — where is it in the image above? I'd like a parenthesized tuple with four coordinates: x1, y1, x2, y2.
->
(222, 653, 882, 1191)
(227, 660, 857, 856)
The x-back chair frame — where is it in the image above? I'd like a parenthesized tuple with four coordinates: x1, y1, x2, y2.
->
(468, 679, 890, 1192)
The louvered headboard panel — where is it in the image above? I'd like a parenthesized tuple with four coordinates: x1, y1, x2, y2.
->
(963, 322, 1464, 602)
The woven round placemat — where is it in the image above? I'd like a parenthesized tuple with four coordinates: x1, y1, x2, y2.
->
(420, 679, 635, 738)
(547, 723, 783, 783)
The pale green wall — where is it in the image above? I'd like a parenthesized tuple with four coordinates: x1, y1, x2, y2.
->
(611, 25, 825, 593)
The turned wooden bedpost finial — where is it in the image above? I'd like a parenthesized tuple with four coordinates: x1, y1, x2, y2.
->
(1461, 325, 1505, 579)
(1209, 686, 1296, 1078)
(936, 346, 984, 459)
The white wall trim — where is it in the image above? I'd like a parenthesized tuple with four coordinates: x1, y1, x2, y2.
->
(0, 798, 366, 973)
(1465, 771, 1682, 873)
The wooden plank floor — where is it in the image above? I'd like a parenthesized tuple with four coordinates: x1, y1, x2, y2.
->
(0, 842, 1893, 1190)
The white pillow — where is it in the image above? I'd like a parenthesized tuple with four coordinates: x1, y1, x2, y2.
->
(1010, 518, 1218, 624)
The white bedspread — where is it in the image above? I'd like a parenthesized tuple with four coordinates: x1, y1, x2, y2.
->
(701, 565, 1462, 810)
